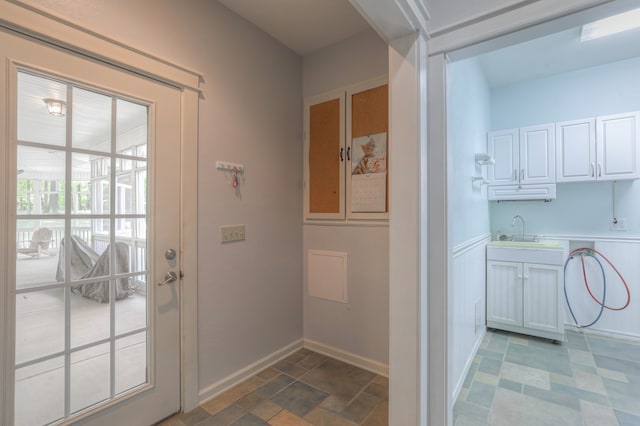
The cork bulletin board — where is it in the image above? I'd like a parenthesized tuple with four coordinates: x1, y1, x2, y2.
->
(309, 98, 341, 213)
(350, 84, 389, 213)
(351, 84, 388, 138)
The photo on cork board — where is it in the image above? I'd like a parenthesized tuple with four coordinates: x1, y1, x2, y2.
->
(351, 132, 387, 175)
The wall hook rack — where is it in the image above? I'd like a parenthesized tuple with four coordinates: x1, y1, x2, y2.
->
(216, 161, 244, 173)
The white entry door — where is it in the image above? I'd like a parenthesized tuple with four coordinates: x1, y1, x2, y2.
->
(1, 28, 181, 425)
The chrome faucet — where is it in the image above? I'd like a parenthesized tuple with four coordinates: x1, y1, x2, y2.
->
(512, 215, 525, 241)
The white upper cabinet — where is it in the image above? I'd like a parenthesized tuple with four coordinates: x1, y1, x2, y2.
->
(597, 112, 640, 181)
(556, 118, 596, 182)
(489, 124, 555, 185)
(488, 128, 519, 185)
(557, 112, 640, 182)
(520, 124, 555, 184)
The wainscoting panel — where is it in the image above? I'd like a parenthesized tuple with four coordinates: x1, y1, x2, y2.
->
(450, 233, 491, 402)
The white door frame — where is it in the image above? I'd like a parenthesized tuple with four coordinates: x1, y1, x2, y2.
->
(428, 1, 638, 424)
(351, 1, 628, 426)
(0, 0, 201, 413)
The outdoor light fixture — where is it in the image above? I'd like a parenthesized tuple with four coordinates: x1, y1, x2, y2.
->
(43, 98, 66, 117)
(580, 8, 640, 42)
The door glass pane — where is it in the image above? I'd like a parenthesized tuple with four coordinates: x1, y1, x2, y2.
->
(136, 169, 147, 215)
(15, 357, 65, 426)
(117, 99, 147, 156)
(70, 344, 110, 414)
(72, 87, 112, 152)
(17, 145, 66, 215)
(17, 72, 67, 147)
(14, 69, 150, 422)
(16, 219, 63, 289)
(115, 332, 147, 395)
(72, 153, 108, 215)
(116, 275, 147, 335)
(71, 290, 110, 348)
(116, 174, 133, 214)
(15, 288, 65, 365)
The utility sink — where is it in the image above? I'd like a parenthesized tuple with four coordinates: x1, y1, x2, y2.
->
(487, 240, 565, 265)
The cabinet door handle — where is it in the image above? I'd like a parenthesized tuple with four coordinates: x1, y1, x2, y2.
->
(523, 275, 529, 280)
(598, 162, 602, 177)
(339, 148, 344, 162)
(513, 169, 518, 181)
(520, 168, 525, 181)
(590, 162, 595, 177)
(346, 146, 351, 161)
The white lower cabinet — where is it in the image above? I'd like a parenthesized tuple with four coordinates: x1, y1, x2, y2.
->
(487, 260, 564, 341)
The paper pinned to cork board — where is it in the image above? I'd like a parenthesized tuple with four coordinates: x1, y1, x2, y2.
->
(351, 132, 387, 212)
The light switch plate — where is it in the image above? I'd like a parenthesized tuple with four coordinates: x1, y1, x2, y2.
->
(220, 224, 245, 243)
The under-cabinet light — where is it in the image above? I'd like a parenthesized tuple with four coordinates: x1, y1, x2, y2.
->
(580, 8, 640, 42)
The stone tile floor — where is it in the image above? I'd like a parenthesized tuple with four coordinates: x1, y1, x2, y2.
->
(158, 348, 388, 426)
(454, 329, 640, 426)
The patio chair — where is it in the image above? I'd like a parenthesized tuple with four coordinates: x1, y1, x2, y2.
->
(16, 228, 54, 258)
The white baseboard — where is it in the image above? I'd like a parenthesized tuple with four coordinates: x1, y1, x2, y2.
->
(564, 324, 640, 342)
(303, 338, 389, 377)
(451, 327, 486, 404)
(198, 339, 303, 405)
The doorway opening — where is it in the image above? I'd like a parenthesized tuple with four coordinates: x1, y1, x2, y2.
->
(447, 5, 640, 424)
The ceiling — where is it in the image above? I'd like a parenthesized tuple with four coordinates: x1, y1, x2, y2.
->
(217, 1, 640, 88)
(217, 0, 370, 56)
(477, 17, 640, 88)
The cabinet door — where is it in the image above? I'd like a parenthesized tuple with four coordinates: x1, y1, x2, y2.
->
(556, 118, 596, 182)
(487, 261, 523, 327)
(346, 78, 389, 220)
(523, 263, 563, 335)
(488, 129, 519, 185)
(597, 112, 640, 181)
(520, 123, 555, 184)
(304, 91, 345, 219)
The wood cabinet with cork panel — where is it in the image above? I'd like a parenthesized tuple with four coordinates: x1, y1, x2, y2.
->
(304, 77, 388, 222)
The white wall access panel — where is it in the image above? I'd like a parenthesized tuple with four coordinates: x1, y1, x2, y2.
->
(308, 250, 348, 303)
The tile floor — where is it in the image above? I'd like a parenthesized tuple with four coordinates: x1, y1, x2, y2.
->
(454, 329, 640, 426)
(159, 349, 388, 426)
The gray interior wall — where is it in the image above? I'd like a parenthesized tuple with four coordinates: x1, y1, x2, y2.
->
(27, 0, 304, 393)
(302, 29, 389, 364)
